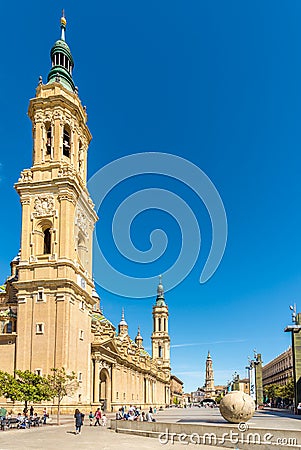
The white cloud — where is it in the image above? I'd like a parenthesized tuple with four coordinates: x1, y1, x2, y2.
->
(171, 339, 247, 349)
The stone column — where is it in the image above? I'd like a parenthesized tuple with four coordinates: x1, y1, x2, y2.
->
(94, 360, 100, 403)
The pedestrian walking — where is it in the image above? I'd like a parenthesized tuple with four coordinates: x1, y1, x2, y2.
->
(88, 411, 94, 426)
(74, 408, 84, 434)
(43, 408, 47, 424)
(94, 407, 101, 426)
(101, 413, 107, 426)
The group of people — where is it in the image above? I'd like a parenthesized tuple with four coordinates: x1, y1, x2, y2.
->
(116, 405, 156, 422)
(0, 407, 48, 430)
(89, 408, 107, 427)
(74, 407, 107, 434)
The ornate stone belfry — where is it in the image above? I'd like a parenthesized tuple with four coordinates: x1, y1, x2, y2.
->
(13, 13, 97, 404)
(151, 276, 171, 375)
(204, 351, 215, 399)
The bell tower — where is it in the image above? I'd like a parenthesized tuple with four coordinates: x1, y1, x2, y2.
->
(14, 13, 97, 404)
(151, 276, 170, 375)
(204, 351, 215, 399)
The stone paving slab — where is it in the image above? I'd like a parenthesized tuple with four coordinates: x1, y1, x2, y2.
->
(0, 423, 224, 450)
(1, 407, 300, 450)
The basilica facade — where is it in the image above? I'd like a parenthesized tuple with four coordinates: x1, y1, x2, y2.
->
(0, 14, 171, 412)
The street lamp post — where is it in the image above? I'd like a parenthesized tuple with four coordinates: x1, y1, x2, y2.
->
(246, 359, 256, 405)
(284, 304, 301, 415)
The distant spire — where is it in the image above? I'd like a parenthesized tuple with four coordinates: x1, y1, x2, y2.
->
(60, 9, 67, 41)
(157, 274, 164, 298)
(207, 350, 211, 359)
(156, 274, 166, 306)
(118, 307, 128, 336)
(135, 326, 143, 347)
(119, 307, 128, 326)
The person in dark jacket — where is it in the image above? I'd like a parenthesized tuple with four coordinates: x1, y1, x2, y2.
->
(74, 409, 84, 434)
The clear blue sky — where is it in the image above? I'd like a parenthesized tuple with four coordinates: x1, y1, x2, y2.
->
(1, 1, 301, 392)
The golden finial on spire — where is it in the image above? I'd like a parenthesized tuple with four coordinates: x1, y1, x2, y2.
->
(60, 9, 67, 41)
(61, 9, 67, 28)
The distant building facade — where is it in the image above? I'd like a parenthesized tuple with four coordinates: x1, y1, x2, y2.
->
(170, 375, 184, 406)
(237, 378, 250, 394)
(262, 347, 293, 387)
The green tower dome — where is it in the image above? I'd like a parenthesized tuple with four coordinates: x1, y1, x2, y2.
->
(47, 13, 75, 92)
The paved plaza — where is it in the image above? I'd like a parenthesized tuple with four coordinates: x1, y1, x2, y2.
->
(0, 407, 300, 450)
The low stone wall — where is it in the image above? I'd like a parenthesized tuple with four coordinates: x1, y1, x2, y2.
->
(111, 419, 301, 449)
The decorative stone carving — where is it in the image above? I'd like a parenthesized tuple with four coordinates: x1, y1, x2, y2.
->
(34, 195, 55, 217)
(58, 166, 74, 178)
(97, 360, 111, 374)
(76, 208, 89, 237)
(54, 110, 63, 120)
(18, 170, 33, 183)
(219, 391, 255, 423)
(34, 112, 44, 123)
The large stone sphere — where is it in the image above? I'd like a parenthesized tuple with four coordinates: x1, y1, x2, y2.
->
(219, 391, 255, 423)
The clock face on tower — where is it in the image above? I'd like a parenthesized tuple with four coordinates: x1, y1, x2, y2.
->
(77, 274, 86, 290)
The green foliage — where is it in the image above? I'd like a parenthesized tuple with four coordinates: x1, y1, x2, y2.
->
(14, 370, 52, 404)
(0, 371, 18, 400)
(47, 368, 78, 402)
(215, 394, 224, 404)
(263, 379, 294, 402)
(0, 370, 51, 404)
(282, 378, 294, 400)
(47, 368, 78, 425)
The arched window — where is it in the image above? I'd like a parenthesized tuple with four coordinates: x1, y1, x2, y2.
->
(43, 228, 51, 254)
(158, 318, 161, 331)
(63, 126, 70, 157)
(158, 345, 162, 358)
(164, 318, 166, 331)
(46, 124, 52, 155)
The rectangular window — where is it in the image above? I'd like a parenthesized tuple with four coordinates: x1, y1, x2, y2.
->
(78, 372, 82, 383)
(116, 392, 119, 399)
(37, 288, 45, 302)
(79, 330, 84, 340)
(123, 393, 126, 400)
(36, 323, 44, 334)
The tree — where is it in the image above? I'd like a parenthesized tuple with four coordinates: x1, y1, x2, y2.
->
(263, 383, 293, 406)
(282, 378, 294, 402)
(14, 370, 52, 409)
(0, 371, 18, 400)
(47, 368, 78, 425)
(0, 370, 51, 409)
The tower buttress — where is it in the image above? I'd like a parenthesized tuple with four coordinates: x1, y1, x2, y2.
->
(151, 276, 170, 375)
